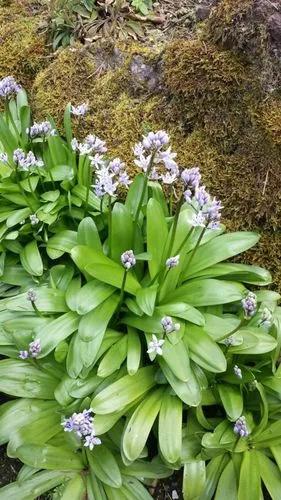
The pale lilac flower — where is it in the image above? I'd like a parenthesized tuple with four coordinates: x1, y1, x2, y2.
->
(234, 416, 249, 437)
(71, 138, 79, 151)
(191, 211, 206, 227)
(133, 142, 145, 157)
(121, 250, 136, 270)
(84, 134, 107, 154)
(27, 288, 37, 303)
(89, 153, 105, 169)
(223, 336, 235, 346)
(84, 433, 102, 450)
(195, 186, 210, 207)
(184, 189, 193, 203)
(166, 255, 180, 269)
(0, 152, 8, 163)
(71, 103, 89, 116)
(29, 339, 41, 358)
(19, 350, 29, 360)
(142, 130, 169, 151)
(241, 292, 257, 319)
(30, 214, 39, 225)
(234, 365, 242, 379)
(181, 167, 201, 189)
(27, 121, 54, 138)
(202, 198, 222, 229)
(147, 334, 165, 356)
(134, 154, 152, 173)
(13, 148, 25, 164)
(161, 316, 180, 334)
(0, 76, 21, 98)
(13, 149, 43, 171)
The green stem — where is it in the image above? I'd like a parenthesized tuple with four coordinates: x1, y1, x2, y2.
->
(32, 301, 44, 318)
(132, 154, 156, 248)
(182, 226, 207, 277)
(174, 226, 194, 256)
(108, 196, 112, 258)
(84, 164, 92, 217)
(115, 270, 128, 319)
(165, 193, 184, 261)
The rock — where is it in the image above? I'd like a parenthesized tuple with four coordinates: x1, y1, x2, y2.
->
(195, 4, 212, 22)
(130, 54, 162, 92)
(268, 12, 281, 46)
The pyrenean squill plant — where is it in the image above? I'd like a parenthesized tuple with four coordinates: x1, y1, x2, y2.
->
(0, 80, 280, 500)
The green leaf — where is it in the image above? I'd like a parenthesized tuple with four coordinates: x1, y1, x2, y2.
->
(202, 314, 241, 342)
(75, 279, 115, 315)
(183, 232, 260, 279)
(20, 240, 43, 276)
(0, 360, 58, 399)
(87, 446, 122, 488)
(47, 230, 77, 257)
(111, 202, 133, 262)
(6, 207, 31, 228)
(228, 328, 277, 355)
(147, 198, 168, 278)
(71, 245, 141, 295)
(156, 302, 205, 326)
(122, 388, 165, 461)
(162, 339, 192, 382)
(78, 294, 119, 342)
(125, 174, 146, 219)
(218, 384, 243, 421)
(0, 470, 75, 500)
(183, 460, 206, 499)
(91, 366, 156, 414)
(136, 285, 157, 316)
(60, 473, 86, 500)
(159, 393, 182, 464)
(77, 217, 102, 251)
(190, 262, 272, 286)
(214, 459, 237, 500)
(16, 443, 84, 470)
(127, 327, 141, 376)
(238, 450, 260, 500)
(64, 102, 73, 145)
(34, 311, 80, 357)
(184, 325, 227, 373)
(159, 359, 201, 406)
(165, 279, 245, 306)
(65, 277, 81, 311)
(97, 335, 127, 377)
(4, 287, 68, 313)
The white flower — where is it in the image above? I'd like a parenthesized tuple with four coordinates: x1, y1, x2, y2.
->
(134, 153, 152, 173)
(84, 433, 102, 450)
(147, 334, 165, 356)
(71, 102, 89, 116)
(166, 255, 180, 269)
(191, 211, 206, 227)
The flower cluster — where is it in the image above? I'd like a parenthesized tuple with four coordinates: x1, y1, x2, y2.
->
(259, 307, 273, 328)
(0, 76, 21, 99)
(147, 334, 165, 356)
(241, 292, 257, 319)
(62, 409, 101, 450)
(121, 250, 136, 270)
(166, 255, 180, 269)
(27, 121, 55, 139)
(19, 339, 41, 359)
(134, 131, 179, 185)
(94, 158, 131, 197)
(13, 149, 44, 171)
(27, 288, 37, 302)
(0, 152, 8, 163)
(161, 316, 180, 334)
(71, 134, 107, 157)
(233, 416, 249, 438)
(71, 103, 89, 116)
(30, 214, 39, 226)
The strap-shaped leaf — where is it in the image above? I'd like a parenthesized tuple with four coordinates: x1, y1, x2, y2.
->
(87, 446, 122, 488)
(0, 470, 75, 500)
(111, 202, 133, 263)
(78, 294, 119, 342)
(164, 279, 245, 306)
(147, 198, 168, 279)
(189, 262, 272, 285)
(159, 359, 201, 406)
(184, 326, 227, 373)
(214, 459, 237, 500)
(159, 393, 182, 464)
(238, 450, 260, 500)
(183, 460, 206, 499)
(75, 279, 115, 315)
(218, 384, 243, 421)
(97, 335, 128, 378)
(16, 443, 84, 470)
(34, 311, 80, 357)
(20, 240, 43, 276)
(0, 360, 58, 399)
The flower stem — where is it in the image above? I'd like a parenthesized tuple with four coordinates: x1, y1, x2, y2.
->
(108, 196, 112, 258)
(84, 164, 92, 217)
(115, 270, 128, 319)
(174, 226, 194, 256)
(165, 193, 184, 260)
(182, 226, 207, 278)
(132, 154, 155, 248)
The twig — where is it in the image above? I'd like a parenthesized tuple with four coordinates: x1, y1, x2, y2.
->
(262, 168, 269, 196)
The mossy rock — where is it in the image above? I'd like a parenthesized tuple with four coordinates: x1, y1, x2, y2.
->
(258, 98, 281, 145)
(0, 0, 47, 89)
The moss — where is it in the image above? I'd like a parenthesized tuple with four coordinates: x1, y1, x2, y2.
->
(0, 0, 47, 89)
(258, 99, 281, 145)
(163, 39, 254, 151)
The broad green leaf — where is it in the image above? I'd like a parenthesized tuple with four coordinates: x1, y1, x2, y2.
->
(0, 470, 75, 500)
(50, 264, 74, 291)
(136, 285, 158, 316)
(61, 473, 86, 500)
(97, 335, 127, 377)
(257, 452, 281, 500)
(47, 230, 77, 257)
(123, 388, 165, 461)
(77, 217, 102, 251)
(0, 360, 58, 399)
(6, 207, 31, 228)
(119, 458, 171, 479)
(203, 314, 241, 341)
(16, 443, 83, 470)
(183, 460, 206, 499)
(34, 311, 80, 357)
(228, 328, 277, 355)
(20, 240, 43, 276)
(254, 421, 281, 448)
(111, 202, 133, 262)
(125, 174, 146, 219)
(91, 366, 156, 414)
(164, 279, 245, 306)
(190, 262, 272, 286)
(65, 276, 81, 311)
(122, 476, 153, 500)
(159, 393, 182, 464)
(75, 279, 115, 315)
(183, 232, 260, 279)
(71, 245, 140, 295)
(78, 294, 119, 342)
(162, 339, 192, 382)
(4, 287, 68, 313)
(159, 359, 201, 406)
(87, 446, 122, 488)
(214, 459, 237, 500)
(218, 384, 243, 421)
(156, 302, 205, 326)
(184, 325, 227, 373)
(147, 198, 168, 278)
(127, 327, 141, 375)
(238, 450, 260, 500)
